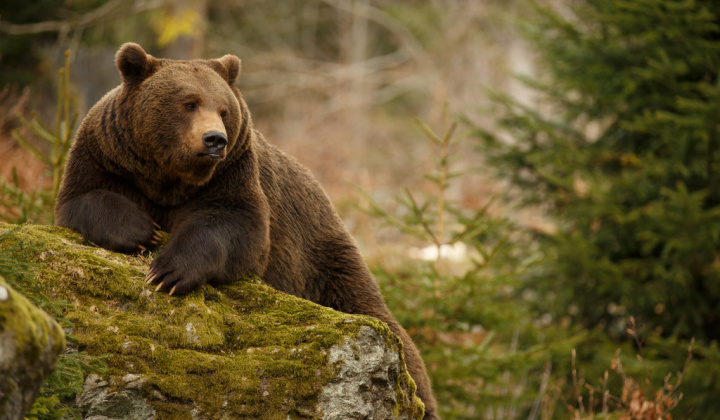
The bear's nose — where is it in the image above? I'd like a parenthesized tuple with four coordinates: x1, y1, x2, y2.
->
(203, 131, 228, 154)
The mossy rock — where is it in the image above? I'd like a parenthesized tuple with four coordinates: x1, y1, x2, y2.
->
(0, 223, 423, 419)
(0, 274, 65, 420)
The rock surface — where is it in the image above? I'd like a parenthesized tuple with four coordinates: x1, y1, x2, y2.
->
(319, 326, 417, 420)
(0, 275, 66, 420)
(76, 373, 155, 420)
(0, 223, 424, 419)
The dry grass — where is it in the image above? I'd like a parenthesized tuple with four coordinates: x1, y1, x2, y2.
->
(557, 318, 693, 420)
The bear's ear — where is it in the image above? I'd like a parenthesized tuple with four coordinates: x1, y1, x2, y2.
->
(116, 43, 158, 85)
(210, 54, 241, 85)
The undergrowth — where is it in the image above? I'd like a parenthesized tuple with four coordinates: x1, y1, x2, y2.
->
(361, 105, 694, 419)
(0, 50, 77, 225)
(361, 105, 579, 419)
(559, 318, 693, 420)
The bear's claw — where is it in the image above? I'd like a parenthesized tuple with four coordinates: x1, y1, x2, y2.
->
(145, 272, 157, 284)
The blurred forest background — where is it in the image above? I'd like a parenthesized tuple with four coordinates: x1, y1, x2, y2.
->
(1, 0, 718, 419)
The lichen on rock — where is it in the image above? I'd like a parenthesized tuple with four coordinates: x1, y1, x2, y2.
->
(0, 223, 423, 419)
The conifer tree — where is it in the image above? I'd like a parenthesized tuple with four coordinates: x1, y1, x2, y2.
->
(482, 0, 720, 340)
(476, 1, 720, 416)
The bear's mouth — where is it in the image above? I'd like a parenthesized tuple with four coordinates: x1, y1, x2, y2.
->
(197, 152, 225, 161)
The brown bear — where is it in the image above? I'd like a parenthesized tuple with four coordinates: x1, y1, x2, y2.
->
(55, 43, 438, 419)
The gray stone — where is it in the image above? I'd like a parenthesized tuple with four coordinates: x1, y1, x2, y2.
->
(76, 374, 155, 420)
(320, 325, 413, 420)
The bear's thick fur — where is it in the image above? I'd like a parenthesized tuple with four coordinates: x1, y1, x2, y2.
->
(56, 43, 438, 418)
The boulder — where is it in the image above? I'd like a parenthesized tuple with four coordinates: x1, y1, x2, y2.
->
(0, 223, 423, 419)
(0, 274, 66, 419)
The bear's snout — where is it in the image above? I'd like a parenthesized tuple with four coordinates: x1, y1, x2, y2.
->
(202, 131, 228, 159)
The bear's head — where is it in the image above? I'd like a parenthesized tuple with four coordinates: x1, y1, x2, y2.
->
(115, 43, 243, 186)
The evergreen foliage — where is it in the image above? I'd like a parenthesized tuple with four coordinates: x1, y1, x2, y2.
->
(363, 108, 583, 419)
(474, 0, 720, 417)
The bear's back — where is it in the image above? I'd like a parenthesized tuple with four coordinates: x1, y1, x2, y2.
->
(252, 133, 368, 304)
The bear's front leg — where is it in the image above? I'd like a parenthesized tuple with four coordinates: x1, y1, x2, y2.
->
(56, 189, 161, 253)
(145, 207, 271, 295)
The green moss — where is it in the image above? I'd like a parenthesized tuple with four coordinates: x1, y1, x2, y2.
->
(0, 275, 66, 365)
(0, 223, 423, 418)
(0, 274, 66, 419)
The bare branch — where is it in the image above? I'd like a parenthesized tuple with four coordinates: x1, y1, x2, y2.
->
(0, 0, 163, 35)
(320, 0, 437, 75)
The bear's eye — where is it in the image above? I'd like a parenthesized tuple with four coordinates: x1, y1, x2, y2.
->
(185, 102, 198, 111)
(220, 110, 228, 118)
